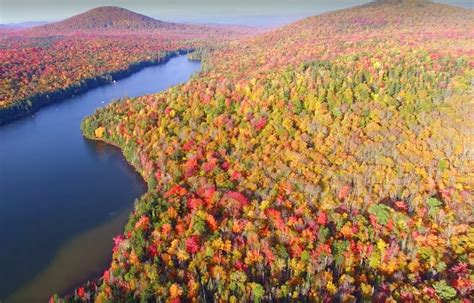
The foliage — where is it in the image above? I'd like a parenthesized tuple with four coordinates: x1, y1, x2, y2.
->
(433, 280, 458, 301)
(0, 8, 252, 117)
(54, 0, 473, 302)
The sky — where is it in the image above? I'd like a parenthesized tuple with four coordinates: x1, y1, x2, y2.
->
(0, 0, 472, 26)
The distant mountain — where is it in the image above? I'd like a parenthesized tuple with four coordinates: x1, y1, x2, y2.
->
(372, 0, 432, 5)
(0, 21, 49, 29)
(286, 0, 471, 34)
(206, 0, 473, 79)
(28, 6, 184, 33)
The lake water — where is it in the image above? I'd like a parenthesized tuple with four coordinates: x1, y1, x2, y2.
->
(0, 55, 201, 302)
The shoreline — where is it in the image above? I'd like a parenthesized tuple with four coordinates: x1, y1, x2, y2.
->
(0, 49, 194, 126)
(2, 54, 201, 301)
(3, 136, 150, 302)
(61, 132, 150, 300)
(61, 56, 201, 299)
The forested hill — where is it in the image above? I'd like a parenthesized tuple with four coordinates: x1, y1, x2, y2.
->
(59, 0, 473, 301)
(26, 6, 251, 35)
(371, 0, 432, 5)
(0, 6, 255, 123)
(27, 6, 178, 33)
(204, 0, 473, 78)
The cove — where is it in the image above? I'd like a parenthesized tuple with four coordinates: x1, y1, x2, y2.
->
(0, 55, 201, 302)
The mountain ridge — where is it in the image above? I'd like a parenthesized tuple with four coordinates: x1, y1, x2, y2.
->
(371, 0, 432, 5)
(28, 6, 182, 33)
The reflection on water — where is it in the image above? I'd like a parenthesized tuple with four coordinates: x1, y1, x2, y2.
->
(0, 55, 201, 302)
(6, 207, 131, 303)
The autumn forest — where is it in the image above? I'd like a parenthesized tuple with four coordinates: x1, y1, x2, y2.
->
(0, 0, 473, 302)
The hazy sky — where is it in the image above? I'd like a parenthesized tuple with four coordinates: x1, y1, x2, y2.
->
(0, 0, 472, 25)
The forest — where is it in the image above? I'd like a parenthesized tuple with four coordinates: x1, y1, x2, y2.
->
(0, 7, 251, 124)
(48, 0, 474, 302)
(1, 0, 472, 302)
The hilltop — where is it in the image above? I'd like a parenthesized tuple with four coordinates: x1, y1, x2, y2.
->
(371, 0, 432, 5)
(25, 6, 255, 37)
(205, 0, 472, 78)
(28, 6, 188, 34)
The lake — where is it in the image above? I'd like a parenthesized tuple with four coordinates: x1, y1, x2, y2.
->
(0, 55, 201, 302)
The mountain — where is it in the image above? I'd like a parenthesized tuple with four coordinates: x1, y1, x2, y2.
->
(0, 21, 49, 29)
(206, 0, 473, 78)
(371, 0, 432, 5)
(28, 6, 183, 33)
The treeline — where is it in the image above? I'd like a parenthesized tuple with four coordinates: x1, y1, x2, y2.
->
(0, 50, 192, 124)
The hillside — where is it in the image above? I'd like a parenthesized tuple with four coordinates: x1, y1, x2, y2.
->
(372, 0, 431, 5)
(26, 6, 256, 36)
(25, 6, 257, 38)
(28, 6, 181, 33)
(0, 7, 253, 124)
(206, 0, 473, 78)
(58, 0, 473, 302)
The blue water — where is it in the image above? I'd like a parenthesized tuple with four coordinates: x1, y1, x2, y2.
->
(0, 55, 201, 301)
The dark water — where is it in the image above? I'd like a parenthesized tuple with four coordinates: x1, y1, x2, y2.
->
(0, 55, 201, 302)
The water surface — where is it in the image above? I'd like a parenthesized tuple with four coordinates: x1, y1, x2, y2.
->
(0, 55, 201, 302)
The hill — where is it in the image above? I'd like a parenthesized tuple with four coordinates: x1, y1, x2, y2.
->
(58, 0, 473, 302)
(28, 6, 187, 34)
(371, 0, 432, 5)
(0, 6, 255, 123)
(206, 0, 472, 78)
